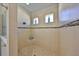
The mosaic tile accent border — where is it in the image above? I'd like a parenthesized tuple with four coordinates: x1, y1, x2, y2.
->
(61, 19, 79, 27)
(17, 19, 79, 29)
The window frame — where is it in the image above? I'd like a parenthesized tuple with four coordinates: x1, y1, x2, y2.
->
(32, 17, 39, 25)
(45, 13, 54, 24)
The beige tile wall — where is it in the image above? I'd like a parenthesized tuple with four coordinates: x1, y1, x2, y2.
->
(59, 26, 79, 56)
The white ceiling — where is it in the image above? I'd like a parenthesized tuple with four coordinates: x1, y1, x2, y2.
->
(18, 3, 57, 12)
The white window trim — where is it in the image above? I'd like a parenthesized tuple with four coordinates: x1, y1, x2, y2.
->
(45, 13, 54, 23)
(33, 17, 39, 25)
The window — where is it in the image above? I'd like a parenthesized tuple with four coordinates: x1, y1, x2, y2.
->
(45, 14, 54, 23)
(33, 17, 39, 24)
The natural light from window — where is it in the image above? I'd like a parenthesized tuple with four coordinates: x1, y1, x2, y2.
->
(33, 17, 39, 24)
(45, 14, 54, 23)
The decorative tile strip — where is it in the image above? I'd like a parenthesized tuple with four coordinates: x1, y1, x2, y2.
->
(17, 19, 79, 29)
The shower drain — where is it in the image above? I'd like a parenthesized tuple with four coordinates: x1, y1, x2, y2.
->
(33, 54, 36, 56)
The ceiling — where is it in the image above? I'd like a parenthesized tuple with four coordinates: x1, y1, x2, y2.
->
(18, 3, 57, 13)
(18, 3, 79, 13)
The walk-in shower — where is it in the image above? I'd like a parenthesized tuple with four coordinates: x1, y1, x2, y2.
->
(17, 3, 59, 56)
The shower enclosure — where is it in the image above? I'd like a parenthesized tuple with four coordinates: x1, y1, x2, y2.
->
(17, 4, 59, 56)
